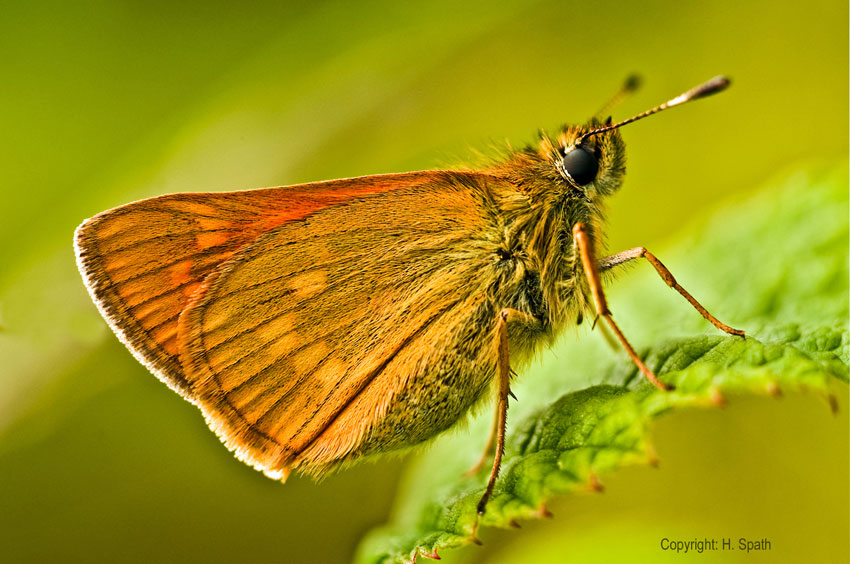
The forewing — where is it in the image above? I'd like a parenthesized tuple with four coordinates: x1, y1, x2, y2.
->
(74, 173, 434, 397)
(175, 172, 503, 479)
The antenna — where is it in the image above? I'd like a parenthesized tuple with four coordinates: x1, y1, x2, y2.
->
(593, 74, 642, 119)
(577, 75, 730, 145)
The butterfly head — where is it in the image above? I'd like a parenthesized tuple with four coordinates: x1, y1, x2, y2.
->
(553, 118, 626, 200)
(543, 75, 731, 203)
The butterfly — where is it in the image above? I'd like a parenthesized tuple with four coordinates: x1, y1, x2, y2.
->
(74, 75, 743, 524)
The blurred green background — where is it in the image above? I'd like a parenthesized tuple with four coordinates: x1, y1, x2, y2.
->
(1, 1, 846, 563)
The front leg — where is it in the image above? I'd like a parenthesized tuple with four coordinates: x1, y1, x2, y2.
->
(572, 223, 668, 390)
(600, 247, 745, 337)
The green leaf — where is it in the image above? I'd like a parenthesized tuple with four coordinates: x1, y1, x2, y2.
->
(355, 161, 849, 564)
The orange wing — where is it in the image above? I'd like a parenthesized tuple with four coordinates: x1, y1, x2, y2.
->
(76, 170, 506, 483)
(74, 173, 438, 398)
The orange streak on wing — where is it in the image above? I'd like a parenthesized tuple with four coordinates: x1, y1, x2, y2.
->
(169, 259, 194, 286)
(196, 231, 231, 249)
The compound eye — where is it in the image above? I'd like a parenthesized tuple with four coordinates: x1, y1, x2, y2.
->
(561, 146, 598, 186)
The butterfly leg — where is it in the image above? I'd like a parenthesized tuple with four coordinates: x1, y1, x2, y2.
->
(600, 247, 745, 337)
(572, 223, 667, 390)
(465, 360, 519, 477)
(474, 308, 535, 527)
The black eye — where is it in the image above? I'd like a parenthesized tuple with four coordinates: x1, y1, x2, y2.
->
(561, 146, 598, 186)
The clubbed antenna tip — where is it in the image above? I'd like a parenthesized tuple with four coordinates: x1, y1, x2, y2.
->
(580, 75, 732, 145)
